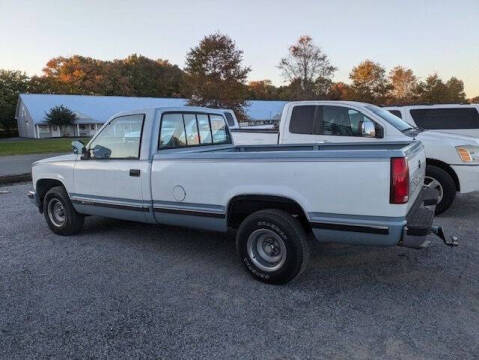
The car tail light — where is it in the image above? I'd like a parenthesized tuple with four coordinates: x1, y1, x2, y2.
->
(390, 157, 409, 204)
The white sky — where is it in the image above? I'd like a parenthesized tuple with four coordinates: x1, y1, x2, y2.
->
(1, 0, 478, 97)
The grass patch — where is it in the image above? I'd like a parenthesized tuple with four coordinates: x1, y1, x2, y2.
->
(0, 138, 91, 156)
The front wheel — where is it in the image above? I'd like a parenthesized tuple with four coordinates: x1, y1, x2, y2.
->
(236, 209, 310, 284)
(425, 165, 456, 215)
(43, 186, 84, 235)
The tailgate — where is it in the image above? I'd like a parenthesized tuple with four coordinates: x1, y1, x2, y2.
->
(406, 142, 426, 212)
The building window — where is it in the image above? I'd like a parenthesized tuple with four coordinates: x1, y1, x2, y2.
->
(91, 124, 95, 130)
(38, 125, 50, 133)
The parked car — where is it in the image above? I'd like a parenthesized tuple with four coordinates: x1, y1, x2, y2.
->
(28, 106, 453, 284)
(231, 101, 479, 214)
(384, 104, 479, 138)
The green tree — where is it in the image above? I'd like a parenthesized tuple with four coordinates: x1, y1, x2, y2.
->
(0, 70, 29, 131)
(388, 66, 417, 104)
(349, 60, 391, 104)
(279, 35, 336, 99)
(414, 74, 467, 104)
(44, 105, 77, 132)
(445, 77, 466, 103)
(185, 33, 251, 118)
(117, 54, 185, 98)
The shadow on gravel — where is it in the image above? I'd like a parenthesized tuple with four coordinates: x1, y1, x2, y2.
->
(75, 214, 454, 292)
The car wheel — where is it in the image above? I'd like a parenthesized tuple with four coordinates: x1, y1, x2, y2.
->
(236, 209, 310, 284)
(425, 165, 456, 215)
(43, 186, 84, 235)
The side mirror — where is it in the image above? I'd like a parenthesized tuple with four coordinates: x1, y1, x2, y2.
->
(72, 140, 86, 155)
(361, 121, 376, 138)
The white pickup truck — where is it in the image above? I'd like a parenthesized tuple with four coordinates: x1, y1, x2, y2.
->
(232, 101, 479, 214)
(29, 106, 454, 284)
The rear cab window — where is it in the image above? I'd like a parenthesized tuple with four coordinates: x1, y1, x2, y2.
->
(289, 106, 317, 134)
(158, 112, 232, 149)
(410, 108, 479, 129)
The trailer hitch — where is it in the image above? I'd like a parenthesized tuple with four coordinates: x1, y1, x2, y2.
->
(431, 225, 459, 247)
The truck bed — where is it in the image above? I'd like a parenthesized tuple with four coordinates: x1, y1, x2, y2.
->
(159, 141, 421, 160)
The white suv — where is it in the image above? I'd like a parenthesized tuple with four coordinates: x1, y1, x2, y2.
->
(384, 104, 479, 138)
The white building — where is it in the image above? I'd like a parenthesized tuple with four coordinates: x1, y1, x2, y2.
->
(15, 94, 287, 138)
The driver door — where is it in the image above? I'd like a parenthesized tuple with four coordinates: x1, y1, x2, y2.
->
(72, 113, 149, 221)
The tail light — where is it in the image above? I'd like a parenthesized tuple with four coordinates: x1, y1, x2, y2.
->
(390, 157, 409, 204)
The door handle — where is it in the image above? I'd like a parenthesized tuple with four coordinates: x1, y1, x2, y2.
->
(129, 169, 140, 177)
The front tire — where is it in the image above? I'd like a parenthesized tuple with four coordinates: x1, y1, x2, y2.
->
(236, 209, 310, 284)
(425, 165, 456, 215)
(43, 186, 84, 235)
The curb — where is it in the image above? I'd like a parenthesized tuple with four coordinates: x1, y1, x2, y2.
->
(0, 173, 31, 185)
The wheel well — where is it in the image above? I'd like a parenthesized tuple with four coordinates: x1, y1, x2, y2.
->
(227, 195, 310, 232)
(36, 179, 65, 210)
(426, 158, 460, 191)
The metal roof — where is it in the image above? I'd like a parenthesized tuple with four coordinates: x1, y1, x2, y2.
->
(18, 94, 287, 125)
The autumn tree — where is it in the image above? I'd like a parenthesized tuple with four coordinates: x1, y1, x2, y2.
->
(279, 35, 336, 99)
(40, 54, 186, 97)
(185, 33, 250, 118)
(0, 70, 29, 131)
(42, 56, 112, 95)
(327, 82, 354, 100)
(388, 66, 418, 104)
(247, 80, 278, 100)
(44, 105, 77, 131)
(349, 60, 391, 104)
(470, 96, 479, 104)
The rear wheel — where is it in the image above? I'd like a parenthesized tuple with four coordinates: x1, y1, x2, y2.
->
(43, 186, 84, 235)
(236, 209, 310, 284)
(425, 165, 456, 215)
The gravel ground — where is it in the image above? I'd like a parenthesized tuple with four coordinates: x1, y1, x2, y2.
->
(0, 183, 478, 359)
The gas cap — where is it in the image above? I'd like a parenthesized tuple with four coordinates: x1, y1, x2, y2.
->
(173, 185, 186, 201)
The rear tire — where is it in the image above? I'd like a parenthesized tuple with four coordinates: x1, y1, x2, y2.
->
(236, 209, 310, 285)
(425, 165, 456, 215)
(43, 186, 84, 235)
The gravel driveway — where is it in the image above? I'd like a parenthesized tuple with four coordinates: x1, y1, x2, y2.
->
(0, 183, 478, 359)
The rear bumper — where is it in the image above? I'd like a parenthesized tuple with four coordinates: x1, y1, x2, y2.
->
(399, 187, 438, 248)
(451, 164, 479, 193)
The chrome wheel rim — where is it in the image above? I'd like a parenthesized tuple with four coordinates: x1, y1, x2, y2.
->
(246, 229, 287, 272)
(424, 176, 444, 203)
(48, 198, 65, 227)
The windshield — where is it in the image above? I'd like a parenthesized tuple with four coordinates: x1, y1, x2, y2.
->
(365, 105, 414, 132)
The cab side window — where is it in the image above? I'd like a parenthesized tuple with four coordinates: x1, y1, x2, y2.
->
(320, 106, 375, 137)
(88, 114, 144, 159)
(159, 112, 231, 149)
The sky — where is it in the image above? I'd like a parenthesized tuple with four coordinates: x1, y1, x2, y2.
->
(1, 0, 478, 97)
